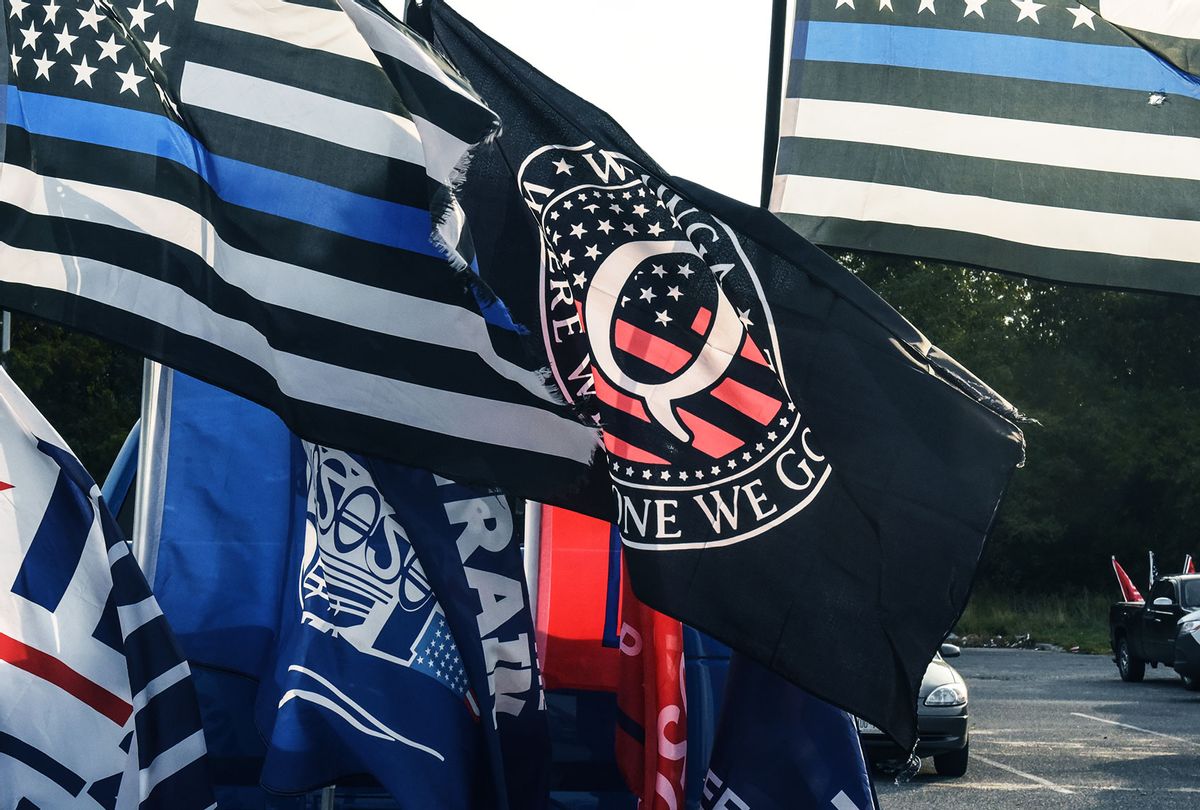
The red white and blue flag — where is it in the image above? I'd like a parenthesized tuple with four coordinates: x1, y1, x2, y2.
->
(0, 368, 213, 810)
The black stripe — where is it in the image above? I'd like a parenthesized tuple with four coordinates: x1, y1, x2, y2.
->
(181, 106, 433, 209)
(141, 757, 215, 810)
(614, 707, 645, 745)
(92, 590, 126, 654)
(776, 136, 1200, 220)
(0, 732, 86, 796)
(787, 59, 1200, 135)
(776, 212, 1200, 296)
(373, 49, 498, 145)
(109, 551, 154, 607)
(174, 26, 407, 115)
(0, 286, 603, 505)
(125, 615, 186, 697)
(135, 680, 203, 770)
(795, 0, 1132, 46)
(6, 129, 478, 303)
(0, 202, 558, 407)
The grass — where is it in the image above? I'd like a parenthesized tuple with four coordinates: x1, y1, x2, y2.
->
(954, 590, 1113, 655)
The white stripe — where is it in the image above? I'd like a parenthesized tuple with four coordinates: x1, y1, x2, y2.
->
(778, 98, 1200, 182)
(107, 539, 131, 566)
(974, 753, 1074, 795)
(180, 63, 424, 168)
(0, 244, 598, 462)
(116, 595, 162, 638)
(0, 163, 564, 410)
(1069, 712, 1200, 747)
(133, 661, 191, 711)
(1100, 0, 1200, 41)
(831, 790, 861, 810)
(194, 0, 375, 64)
(140, 728, 207, 797)
(773, 175, 1200, 263)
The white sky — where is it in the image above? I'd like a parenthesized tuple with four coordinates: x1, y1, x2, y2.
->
(444, 1, 775, 205)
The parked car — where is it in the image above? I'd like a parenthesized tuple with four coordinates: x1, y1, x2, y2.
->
(1110, 575, 1200, 689)
(857, 644, 970, 777)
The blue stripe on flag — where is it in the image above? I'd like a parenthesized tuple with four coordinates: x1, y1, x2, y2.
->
(798, 22, 1200, 101)
(10, 472, 93, 612)
(4, 89, 443, 255)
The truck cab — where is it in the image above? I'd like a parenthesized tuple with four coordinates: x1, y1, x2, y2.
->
(1110, 574, 1200, 685)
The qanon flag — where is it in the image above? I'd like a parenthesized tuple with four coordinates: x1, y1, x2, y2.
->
(427, 1, 1026, 748)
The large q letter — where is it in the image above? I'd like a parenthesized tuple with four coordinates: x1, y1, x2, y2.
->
(585, 240, 745, 442)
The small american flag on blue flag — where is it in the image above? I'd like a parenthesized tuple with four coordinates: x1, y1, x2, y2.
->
(0, 367, 214, 810)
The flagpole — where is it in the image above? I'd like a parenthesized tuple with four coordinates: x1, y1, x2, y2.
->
(130, 359, 173, 581)
(760, 0, 791, 208)
(522, 501, 542, 624)
(0, 311, 10, 368)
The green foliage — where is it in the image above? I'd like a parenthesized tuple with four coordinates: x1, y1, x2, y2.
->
(4, 314, 141, 480)
(955, 589, 1111, 654)
(846, 252, 1200, 594)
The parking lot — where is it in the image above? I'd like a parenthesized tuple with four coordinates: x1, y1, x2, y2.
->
(875, 648, 1200, 808)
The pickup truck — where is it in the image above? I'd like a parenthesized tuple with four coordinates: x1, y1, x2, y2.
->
(1110, 574, 1200, 689)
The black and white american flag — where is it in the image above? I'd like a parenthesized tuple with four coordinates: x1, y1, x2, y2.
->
(0, 0, 600, 499)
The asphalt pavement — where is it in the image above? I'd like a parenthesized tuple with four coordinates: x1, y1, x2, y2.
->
(874, 648, 1200, 809)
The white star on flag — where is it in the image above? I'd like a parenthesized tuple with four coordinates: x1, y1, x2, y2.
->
(127, 0, 153, 30)
(116, 63, 145, 95)
(71, 53, 96, 85)
(52, 25, 77, 55)
(963, 0, 986, 18)
(33, 49, 53, 79)
(9, 0, 29, 19)
(918, 0, 936, 14)
(43, 0, 61, 24)
(1067, 4, 1095, 29)
(1011, 0, 1044, 23)
(19, 22, 40, 51)
(835, 0, 854, 8)
(553, 158, 572, 174)
(878, 0, 893, 10)
(97, 33, 123, 62)
(146, 32, 170, 64)
(77, 1, 103, 31)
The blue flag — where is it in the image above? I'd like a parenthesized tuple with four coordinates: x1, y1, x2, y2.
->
(702, 653, 878, 810)
(137, 371, 549, 807)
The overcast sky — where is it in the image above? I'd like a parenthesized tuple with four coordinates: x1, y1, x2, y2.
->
(445, 1, 775, 205)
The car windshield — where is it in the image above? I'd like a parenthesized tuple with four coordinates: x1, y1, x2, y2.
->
(1182, 579, 1200, 609)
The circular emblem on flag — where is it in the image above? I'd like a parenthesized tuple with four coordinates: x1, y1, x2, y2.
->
(518, 142, 832, 551)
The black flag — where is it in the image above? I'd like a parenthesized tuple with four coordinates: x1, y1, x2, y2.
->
(430, 2, 1025, 748)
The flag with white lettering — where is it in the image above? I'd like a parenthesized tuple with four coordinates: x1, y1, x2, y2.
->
(0, 0, 599, 500)
(137, 371, 549, 808)
(770, 0, 1200, 295)
(702, 653, 878, 810)
(0, 366, 213, 810)
(428, 1, 1025, 749)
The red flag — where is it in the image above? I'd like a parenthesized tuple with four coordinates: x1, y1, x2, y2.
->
(1112, 556, 1144, 603)
(615, 561, 687, 810)
(1185, 555, 1195, 575)
(535, 505, 622, 692)
(535, 505, 687, 807)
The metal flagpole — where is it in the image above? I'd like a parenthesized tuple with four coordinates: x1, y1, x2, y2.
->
(760, 0, 793, 208)
(1, 311, 10, 368)
(522, 501, 543, 626)
(130, 359, 173, 581)
(319, 786, 336, 810)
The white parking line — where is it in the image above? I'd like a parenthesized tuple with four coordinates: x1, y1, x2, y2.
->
(974, 753, 1074, 795)
(1070, 712, 1200, 748)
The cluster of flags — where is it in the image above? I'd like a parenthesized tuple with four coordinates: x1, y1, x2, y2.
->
(6, 0, 1195, 804)
(1112, 552, 1197, 603)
